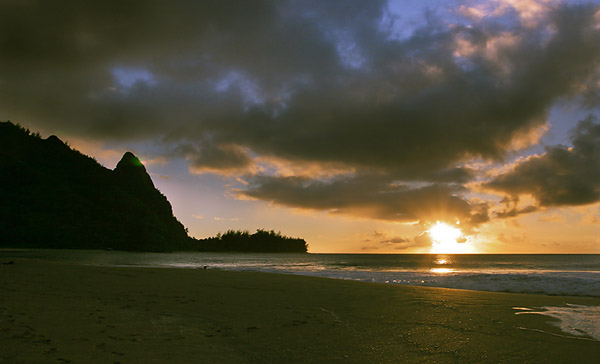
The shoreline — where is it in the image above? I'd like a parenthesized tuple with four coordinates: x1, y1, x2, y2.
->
(2, 248, 598, 298)
(1, 258, 599, 363)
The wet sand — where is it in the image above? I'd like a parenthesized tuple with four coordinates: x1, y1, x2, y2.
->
(1, 258, 599, 364)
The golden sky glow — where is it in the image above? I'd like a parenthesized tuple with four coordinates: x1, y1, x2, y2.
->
(3, 0, 600, 253)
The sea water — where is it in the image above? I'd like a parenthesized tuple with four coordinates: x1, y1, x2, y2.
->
(3, 250, 599, 297)
(2, 250, 599, 340)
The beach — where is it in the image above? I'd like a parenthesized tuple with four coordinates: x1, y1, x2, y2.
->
(1, 259, 599, 364)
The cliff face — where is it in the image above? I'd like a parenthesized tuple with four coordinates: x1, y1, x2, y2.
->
(0, 121, 193, 251)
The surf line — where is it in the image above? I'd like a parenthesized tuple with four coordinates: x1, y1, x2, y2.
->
(515, 326, 598, 342)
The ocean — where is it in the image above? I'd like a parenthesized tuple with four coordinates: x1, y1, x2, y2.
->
(2, 249, 600, 341)
(3, 250, 599, 297)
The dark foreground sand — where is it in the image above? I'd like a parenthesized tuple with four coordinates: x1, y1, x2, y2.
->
(1, 259, 599, 364)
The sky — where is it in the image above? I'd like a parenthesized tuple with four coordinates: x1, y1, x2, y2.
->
(1, 0, 599, 253)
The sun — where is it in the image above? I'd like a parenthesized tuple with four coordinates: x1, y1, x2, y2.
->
(428, 221, 472, 254)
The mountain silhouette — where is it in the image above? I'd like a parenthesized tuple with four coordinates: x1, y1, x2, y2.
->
(114, 152, 156, 190)
(0, 121, 192, 251)
(0, 121, 307, 253)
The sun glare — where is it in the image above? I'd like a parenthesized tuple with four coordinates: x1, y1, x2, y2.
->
(428, 222, 472, 254)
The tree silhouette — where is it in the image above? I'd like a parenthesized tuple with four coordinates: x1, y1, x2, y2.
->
(196, 229, 308, 252)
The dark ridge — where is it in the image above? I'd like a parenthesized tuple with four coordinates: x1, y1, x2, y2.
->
(0, 121, 308, 253)
(45, 135, 63, 145)
(0, 121, 193, 252)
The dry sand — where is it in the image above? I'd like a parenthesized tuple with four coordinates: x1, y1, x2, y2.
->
(1, 258, 599, 364)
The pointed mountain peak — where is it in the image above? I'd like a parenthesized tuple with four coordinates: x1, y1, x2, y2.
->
(114, 151, 155, 189)
(116, 151, 145, 169)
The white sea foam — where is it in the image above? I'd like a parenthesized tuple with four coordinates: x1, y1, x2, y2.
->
(296, 270, 600, 297)
(515, 304, 600, 341)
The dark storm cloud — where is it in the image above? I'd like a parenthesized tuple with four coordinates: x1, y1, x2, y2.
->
(1, 1, 600, 223)
(219, 2, 600, 178)
(174, 141, 253, 173)
(487, 115, 600, 211)
(241, 174, 488, 229)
